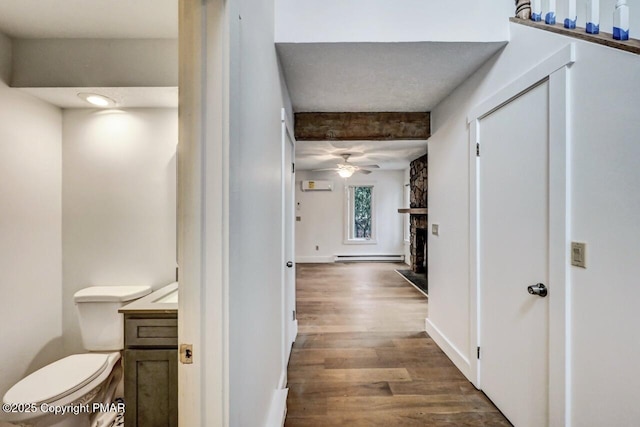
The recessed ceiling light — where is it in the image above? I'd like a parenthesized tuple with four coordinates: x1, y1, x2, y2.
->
(77, 93, 116, 108)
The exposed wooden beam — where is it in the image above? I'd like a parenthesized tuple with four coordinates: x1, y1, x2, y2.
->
(294, 112, 430, 141)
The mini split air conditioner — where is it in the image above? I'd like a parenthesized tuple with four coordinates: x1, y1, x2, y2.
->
(301, 180, 333, 191)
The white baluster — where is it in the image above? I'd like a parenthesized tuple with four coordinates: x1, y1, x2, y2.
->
(531, 0, 542, 21)
(613, 0, 630, 40)
(564, 0, 577, 29)
(586, 0, 600, 34)
(546, 0, 557, 24)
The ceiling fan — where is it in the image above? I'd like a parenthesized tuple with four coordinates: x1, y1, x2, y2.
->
(312, 153, 380, 178)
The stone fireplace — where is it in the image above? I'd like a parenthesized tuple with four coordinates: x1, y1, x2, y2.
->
(411, 217, 428, 273)
(409, 154, 427, 273)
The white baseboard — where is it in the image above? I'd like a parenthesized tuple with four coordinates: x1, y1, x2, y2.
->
(278, 368, 287, 390)
(268, 320, 298, 427)
(295, 256, 334, 263)
(334, 254, 405, 262)
(285, 319, 298, 364)
(425, 318, 471, 380)
(296, 255, 406, 263)
(265, 387, 288, 427)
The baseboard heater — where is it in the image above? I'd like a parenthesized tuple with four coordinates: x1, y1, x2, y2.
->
(334, 254, 405, 262)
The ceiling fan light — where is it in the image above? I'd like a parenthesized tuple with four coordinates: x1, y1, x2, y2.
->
(338, 168, 354, 178)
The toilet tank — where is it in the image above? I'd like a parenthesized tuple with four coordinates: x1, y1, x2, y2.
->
(74, 286, 152, 351)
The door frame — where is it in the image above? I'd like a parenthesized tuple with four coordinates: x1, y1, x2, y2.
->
(280, 107, 297, 388)
(178, 0, 231, 426)
(467, 43, 574, 427)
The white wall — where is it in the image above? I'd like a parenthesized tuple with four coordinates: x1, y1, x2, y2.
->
(0, 32, 64, 400)
(61, 108, 177, 353)
(227, 0, 293, 424)
(276, 0, 513, 43)
(276, 0, 640, 44)
(565, 40, 640, 427)
(295, 170, 405, 262)
(428, 22, 640, 426)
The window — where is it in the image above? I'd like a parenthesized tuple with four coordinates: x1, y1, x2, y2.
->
(345, 185, 376, 243)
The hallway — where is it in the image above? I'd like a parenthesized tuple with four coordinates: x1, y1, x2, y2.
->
(285, 263, 511, 426)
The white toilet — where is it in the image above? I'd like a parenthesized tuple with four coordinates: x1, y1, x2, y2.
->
(2, 286, 151, 427)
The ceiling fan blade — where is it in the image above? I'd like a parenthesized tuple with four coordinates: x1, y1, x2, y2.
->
(354, 164, 380, 169)
(356, 169, 372, 175)
(311, 168, 339, 172)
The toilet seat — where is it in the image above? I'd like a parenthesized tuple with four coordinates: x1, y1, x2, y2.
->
(3, 354, 109, 405)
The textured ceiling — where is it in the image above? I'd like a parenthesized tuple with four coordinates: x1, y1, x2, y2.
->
(277, 42, 506, 112)
(0, 0, 177, 39)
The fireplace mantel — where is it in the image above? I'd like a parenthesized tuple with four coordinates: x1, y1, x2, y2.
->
(397, 208, 428, 215)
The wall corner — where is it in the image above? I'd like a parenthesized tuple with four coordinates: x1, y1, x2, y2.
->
(0, 32, 13, 85)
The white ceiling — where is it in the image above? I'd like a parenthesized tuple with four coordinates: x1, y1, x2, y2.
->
(295, 140, 427, 171)
(0, 1, 179, 108)
(19, 87, 178, 109)
(0, 0, 177, 39)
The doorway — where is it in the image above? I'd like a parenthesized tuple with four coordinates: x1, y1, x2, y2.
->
(282, 110, 297, 368)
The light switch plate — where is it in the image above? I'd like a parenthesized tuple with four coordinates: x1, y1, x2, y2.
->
(571, 242, 586, 268)
(432, 224, 439, 236)
(180, 344, 193, 364)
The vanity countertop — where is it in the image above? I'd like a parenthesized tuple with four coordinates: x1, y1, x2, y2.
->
(119, 282, 178, 314)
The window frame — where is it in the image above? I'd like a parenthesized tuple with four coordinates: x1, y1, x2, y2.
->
(344, 183, 377, 245)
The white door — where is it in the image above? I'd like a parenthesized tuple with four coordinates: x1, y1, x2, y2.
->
(282, 113, 297, 367)
(478, 80, 550, 427)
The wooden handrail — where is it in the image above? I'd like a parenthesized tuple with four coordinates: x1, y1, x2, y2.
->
(510, 17, 640, 55)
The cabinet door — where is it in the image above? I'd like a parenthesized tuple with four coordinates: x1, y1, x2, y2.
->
(124, 349, 178, 427)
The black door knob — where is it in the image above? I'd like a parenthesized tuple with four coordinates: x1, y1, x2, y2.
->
(527, 283, 548, 297)
(286, 261, 293, 268)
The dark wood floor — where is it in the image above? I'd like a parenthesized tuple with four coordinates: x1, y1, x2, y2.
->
(285, 262, 511, 426)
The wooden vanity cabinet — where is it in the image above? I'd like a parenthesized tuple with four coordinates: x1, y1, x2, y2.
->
(123, 313, 178, 427)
